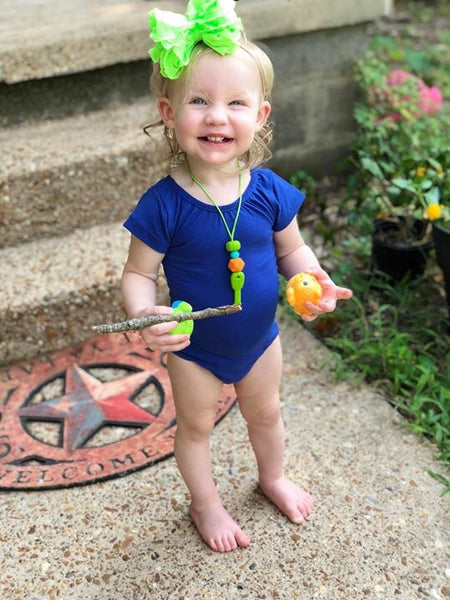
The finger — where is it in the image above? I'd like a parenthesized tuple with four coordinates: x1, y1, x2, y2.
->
(161, 333, 191, 346)
(156, 338, 191, 353)
(299, 302, 322, 320)
(309, 269, 352, 296)
(137, 306, 176, 337)
(311, 298, 336, 313)
(142, 331, 190, 348)
(300, 311, 318, 322)
(142, 336, 191, 353)
(149, 320, 179, 336)
(151, 305, 175, 315)
(335, 286, 353, 299)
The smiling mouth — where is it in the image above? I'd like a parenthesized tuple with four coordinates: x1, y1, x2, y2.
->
(200, 136, 232, 143)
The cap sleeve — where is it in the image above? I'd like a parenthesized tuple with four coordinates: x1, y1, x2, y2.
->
(269, 171, 305, 232)
(123, 182, 173, 254)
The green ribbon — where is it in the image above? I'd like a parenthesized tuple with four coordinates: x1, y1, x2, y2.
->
(148, 0, 243, 80)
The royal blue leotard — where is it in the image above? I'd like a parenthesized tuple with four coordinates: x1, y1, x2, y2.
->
(123, 168, 305, 383)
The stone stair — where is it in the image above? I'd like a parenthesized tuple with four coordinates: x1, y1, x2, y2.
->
(0, 0, 389, 365)
(0, 101, 171, 364)
(0, 1, 177, 365)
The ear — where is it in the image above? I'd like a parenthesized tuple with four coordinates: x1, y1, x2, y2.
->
(256, 100, 271, 130)
(157, 97, 175, 128)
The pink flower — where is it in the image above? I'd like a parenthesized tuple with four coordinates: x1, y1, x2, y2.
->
(417, 84, 443, 114)
(386, 69, 412, 86)
(386, 69, 443, 116)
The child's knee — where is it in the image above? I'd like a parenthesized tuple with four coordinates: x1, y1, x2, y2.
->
(241, 400, 281, 429)
(176, 414, 215, 441)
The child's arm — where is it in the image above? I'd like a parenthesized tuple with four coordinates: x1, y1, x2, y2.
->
(274, 217, 353, 321)
(121, 235, 191, 351)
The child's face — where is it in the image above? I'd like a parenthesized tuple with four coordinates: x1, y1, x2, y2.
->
(158, 50, 271, 171)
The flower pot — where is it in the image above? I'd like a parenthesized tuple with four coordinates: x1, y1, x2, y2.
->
(372, 219, 433, 281)
(432, 222, 450, 307)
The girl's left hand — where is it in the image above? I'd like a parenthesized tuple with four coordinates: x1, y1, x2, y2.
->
(300, 266, 353, 322)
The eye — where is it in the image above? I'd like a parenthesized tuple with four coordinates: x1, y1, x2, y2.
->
(190, 97, 206, 105)
(229, 100, 243, 106)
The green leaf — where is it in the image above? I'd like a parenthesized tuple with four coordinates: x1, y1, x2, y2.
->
(428, 157, 443, 172)
(361, 157, 384, 179)
(387, 186, 401, 197)
(389, 50, 406, 61)
(404, 50, 433, 73)
(370, 35, 398, 50)
(425, 187, 440, 204)
(420, 179, 433, 191)
(427, 470, 450, 496)
(392, 177, 416, 192)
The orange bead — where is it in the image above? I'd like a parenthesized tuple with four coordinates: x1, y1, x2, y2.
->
(228, 257, 245, 272)
(286, 273, 322, 316)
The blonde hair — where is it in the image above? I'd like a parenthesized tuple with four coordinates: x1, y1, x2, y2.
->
(145, 37, 274, 170)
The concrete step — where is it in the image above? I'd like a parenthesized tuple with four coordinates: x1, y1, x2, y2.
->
(2, 0, 386, 86)
(0, 97, 167, 249)
(0, 0, 180, 84)
(0, 222, 169, 366)
(0, 59, 151, 128)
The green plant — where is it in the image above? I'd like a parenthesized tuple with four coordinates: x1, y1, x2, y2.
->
(285, 1, 450, 491)
(281, 245, 450, 484)
(370, 1, 450, 96)
(343, 51, 449, 243)
(313, 267, 450, 467)
(398, 1, 450, 26)
(289, 169, 317, 200)
(289, 169, 324, 219)
(428, 469, 450, 496)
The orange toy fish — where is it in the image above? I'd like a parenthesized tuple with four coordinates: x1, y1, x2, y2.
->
(286, 273, 322, 316)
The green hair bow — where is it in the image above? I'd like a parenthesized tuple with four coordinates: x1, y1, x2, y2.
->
(148, 0, 243, 80)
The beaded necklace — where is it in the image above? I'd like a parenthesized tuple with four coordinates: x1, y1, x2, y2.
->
(186, 167, 245, 305)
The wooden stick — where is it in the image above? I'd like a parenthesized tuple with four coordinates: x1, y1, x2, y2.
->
(93, 304, 242, 334)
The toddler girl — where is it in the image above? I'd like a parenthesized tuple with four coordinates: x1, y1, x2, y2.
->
(121, 0, 352, 552)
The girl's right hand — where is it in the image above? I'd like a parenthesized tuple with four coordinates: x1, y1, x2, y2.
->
(139, 305, 191, 353)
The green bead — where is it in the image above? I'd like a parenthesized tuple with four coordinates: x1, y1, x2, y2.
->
(169, 301, 194, 335)
(171, 320, 194, 335)
(230, 272, 245, 305)
(226, 240, 241, 252)
(231, 272, 245, 290)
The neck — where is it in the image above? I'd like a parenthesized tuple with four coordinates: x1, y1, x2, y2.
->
(184, 158, 243, 187)
(186, 161, 247, 209)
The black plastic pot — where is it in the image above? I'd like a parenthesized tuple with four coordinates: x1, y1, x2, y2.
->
(432, 222, 450, 307)
(372, 219, 433, 281)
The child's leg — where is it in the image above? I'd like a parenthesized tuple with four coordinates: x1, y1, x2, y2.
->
(167, 353, 250, 552)
(235, 336, 313, 524)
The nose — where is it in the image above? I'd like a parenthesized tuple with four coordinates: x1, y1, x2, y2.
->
(204, 103, 227, 125)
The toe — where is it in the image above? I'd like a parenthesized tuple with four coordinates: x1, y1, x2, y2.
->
(299, 503, 311, 519)
(291, 510, 305, 524)
(224, 535, 237, 552)
(236, 530, 250, 548)
(213, 537, 226, 553)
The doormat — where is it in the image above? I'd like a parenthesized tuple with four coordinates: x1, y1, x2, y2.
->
(0, 333, 236, 491)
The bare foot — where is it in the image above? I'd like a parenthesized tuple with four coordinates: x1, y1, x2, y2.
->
(259, 475, 313, 524)
(189, 502, 250, 552)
